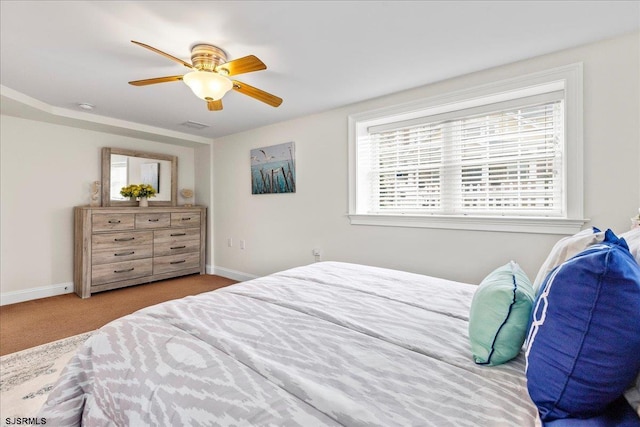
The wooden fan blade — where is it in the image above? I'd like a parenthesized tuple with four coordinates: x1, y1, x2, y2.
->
(207, 99, 223, 111)
(131, 40, 193, 69)
(216, 55, 266, 76)
(128, 75, 184, 86)
(232, 80, 283, 107)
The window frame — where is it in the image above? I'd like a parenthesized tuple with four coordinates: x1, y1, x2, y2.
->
(347, 63, 586, 235)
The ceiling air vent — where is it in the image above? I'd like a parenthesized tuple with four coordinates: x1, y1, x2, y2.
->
(180, 120, 209, 130)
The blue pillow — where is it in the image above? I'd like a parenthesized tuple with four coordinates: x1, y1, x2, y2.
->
(469, 261, 535, 366)
(526, 229, 640, 421)
(542, 397, 640, 427)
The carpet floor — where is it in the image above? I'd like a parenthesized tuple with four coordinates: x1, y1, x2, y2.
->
(0, 273, 236, 356)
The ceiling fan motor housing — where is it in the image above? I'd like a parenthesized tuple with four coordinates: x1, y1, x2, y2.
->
(190, 44, 228, 73)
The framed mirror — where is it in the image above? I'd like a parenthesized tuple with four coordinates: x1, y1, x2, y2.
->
(101, 147, 177, 206)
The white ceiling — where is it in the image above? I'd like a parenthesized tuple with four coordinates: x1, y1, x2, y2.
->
(1, 1, 639, 141)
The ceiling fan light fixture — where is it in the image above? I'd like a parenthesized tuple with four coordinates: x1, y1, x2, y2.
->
(183, 70, 233, 101)
(129, 41, 282, 110)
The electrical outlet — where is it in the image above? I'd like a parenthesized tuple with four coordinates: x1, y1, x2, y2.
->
(312, 248, 322, 261)
(240, 240, 246, 250)
(227, 238, 233, 247)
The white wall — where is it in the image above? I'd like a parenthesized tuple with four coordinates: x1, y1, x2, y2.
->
(213, 32, 640, 284)
(194, 143, 214, 273)
(1, 32, 637, 304)
(0, 116, 198, 302)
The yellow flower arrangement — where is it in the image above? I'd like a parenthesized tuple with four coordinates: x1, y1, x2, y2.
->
(120, 184, 157, 199)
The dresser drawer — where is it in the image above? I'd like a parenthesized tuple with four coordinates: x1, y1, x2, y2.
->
(171, 212, 201, 228)
(153, 252, 200, 275)
(91, 259, 153, 286)
(154, 239, 200, 257)
(154, 228, 200, 245)
(92, 244, 153, 265)
(92, 213, 135, 232)
(135, 213, 171, 229)
(92, 231, 153, 251)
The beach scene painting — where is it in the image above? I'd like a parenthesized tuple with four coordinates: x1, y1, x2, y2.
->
(251, 142, 296, 194)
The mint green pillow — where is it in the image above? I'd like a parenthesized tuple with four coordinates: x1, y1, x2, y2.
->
(468, 261, 535, 366)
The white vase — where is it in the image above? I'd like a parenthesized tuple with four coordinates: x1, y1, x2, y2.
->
(138, 197, 148, 207)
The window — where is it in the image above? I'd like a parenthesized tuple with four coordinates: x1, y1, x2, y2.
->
(348, 64, 586, 234)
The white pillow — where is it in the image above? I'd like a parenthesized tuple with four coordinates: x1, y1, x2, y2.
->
(624, 371, 640, 416)
(620, 227, 640, 266)
(533, 227, 605, 293)
(621, 227, 640, 415)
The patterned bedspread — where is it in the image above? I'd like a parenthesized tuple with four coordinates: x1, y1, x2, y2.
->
(39, 262, 538, 426)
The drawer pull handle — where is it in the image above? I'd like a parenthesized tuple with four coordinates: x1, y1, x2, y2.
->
(170, 246, 186, 250)
(114, 268, 134, 273)
(181, 217, 191, 221)
(148, 219, 160, 222)
(170, 233, 186, 237)
(115, 237, 135, 242)
(108, 220, 121, 224)
(170, 260, 186, 265)
(115, 251, 135, 256)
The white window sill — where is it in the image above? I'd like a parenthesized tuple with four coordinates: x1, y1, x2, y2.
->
(348, 214, 588, 235)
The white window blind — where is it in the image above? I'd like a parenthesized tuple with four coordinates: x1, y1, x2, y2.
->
(359, 93, 564, 217)
(349, 64, 585, 234)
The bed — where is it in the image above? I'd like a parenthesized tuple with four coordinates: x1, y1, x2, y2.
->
(39, 261, 539, 426)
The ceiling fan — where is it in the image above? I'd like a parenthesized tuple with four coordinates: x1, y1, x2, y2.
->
(128, 40, 282, 111)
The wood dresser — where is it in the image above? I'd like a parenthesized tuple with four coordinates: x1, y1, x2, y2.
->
(74, 206, 206, 298)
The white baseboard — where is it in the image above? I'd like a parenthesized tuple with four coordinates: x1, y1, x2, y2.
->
(0, 282, 74, 306)
(210, 265, 258, 282)
(1, 268, 256, 305)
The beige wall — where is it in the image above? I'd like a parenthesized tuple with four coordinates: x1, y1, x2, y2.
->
(1, 32, 638, 304)
(0, 116, 198, 301)
(213, 32, 640, 284)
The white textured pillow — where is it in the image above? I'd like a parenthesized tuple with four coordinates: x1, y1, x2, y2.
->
(624, 371, 640, 416)
(621, 227, 640, 415)
(620, 227, 640, 266)
(533, 227, 605, 293)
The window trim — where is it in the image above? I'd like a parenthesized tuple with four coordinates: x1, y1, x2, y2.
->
(348, 63, 586, 235)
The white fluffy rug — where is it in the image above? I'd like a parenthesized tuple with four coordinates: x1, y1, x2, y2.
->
(0, 332, 92, 422)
